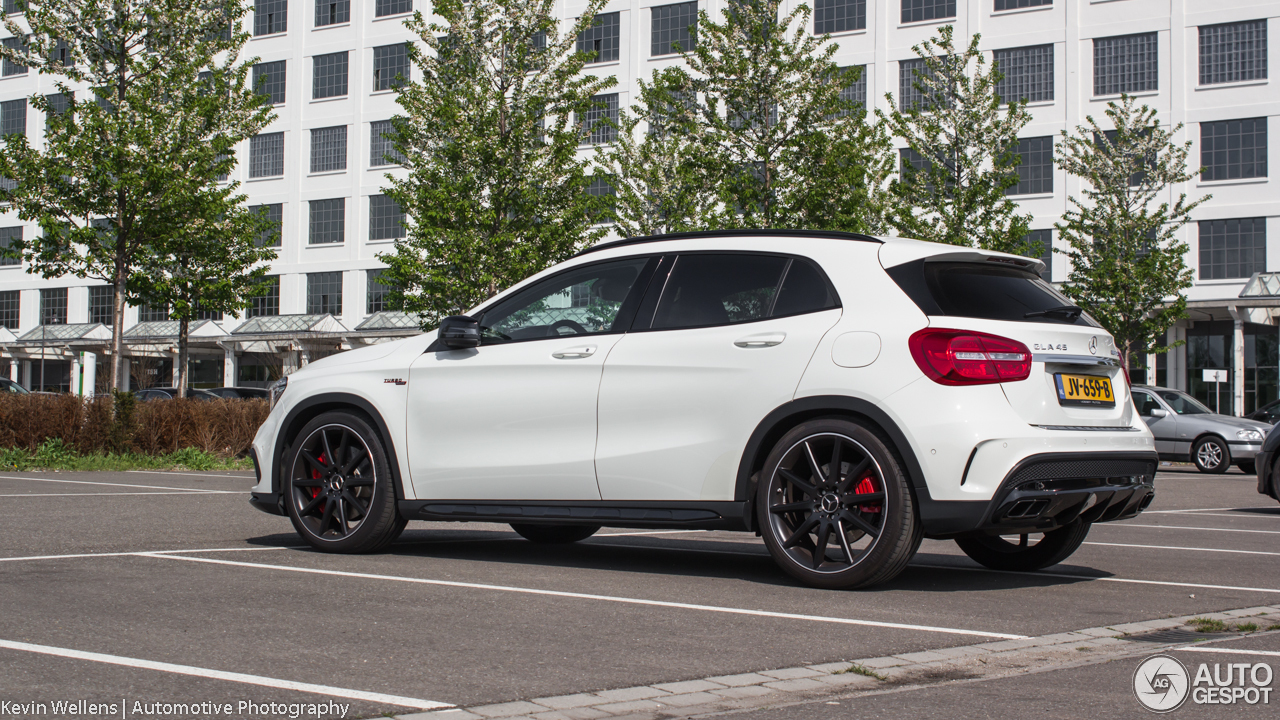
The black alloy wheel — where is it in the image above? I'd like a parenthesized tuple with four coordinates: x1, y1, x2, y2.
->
(286, 411, 405, 553)
(954, 519, 1091, 572)
(758, 419, 921, 589)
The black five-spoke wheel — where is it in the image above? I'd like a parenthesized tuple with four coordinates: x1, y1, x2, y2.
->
(286, 411, 405, 553)
(758, 419, 920, 589)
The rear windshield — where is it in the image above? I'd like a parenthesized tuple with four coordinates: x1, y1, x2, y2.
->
(887, 260, 1099, 327)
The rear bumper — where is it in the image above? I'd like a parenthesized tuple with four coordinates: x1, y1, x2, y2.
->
(920, 451, 1157, 538)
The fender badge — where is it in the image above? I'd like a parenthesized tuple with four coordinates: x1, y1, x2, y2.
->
(384, 378, 407, 385)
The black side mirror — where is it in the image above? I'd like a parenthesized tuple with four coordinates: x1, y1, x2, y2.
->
(439, 315, 481, 349)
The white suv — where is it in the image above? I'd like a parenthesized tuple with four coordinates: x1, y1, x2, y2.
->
(249, 231, 1158, 589)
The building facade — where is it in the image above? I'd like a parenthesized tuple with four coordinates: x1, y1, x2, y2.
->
(0, 0, 1275, 411)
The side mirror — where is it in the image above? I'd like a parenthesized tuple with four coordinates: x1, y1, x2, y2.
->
(438, 315, 481, 349)
(1147, 408, 1168, 419)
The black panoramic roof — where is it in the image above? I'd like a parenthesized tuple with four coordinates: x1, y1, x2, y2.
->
(576, 229, 883, 256)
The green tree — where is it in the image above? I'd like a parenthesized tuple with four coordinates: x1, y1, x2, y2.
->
(0, 0, 271, 391)
(879, 25, 1032, 252)
(609, 0, 892, 233)
(378, 0, 616, 327)
(1054, 95, 1207, 374)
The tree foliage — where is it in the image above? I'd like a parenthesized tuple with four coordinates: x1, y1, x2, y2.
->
(0, 0, 273, 390)
(606, 0, 892, 234)
(1054, 95, 1206, 370)
(879, 25, 1032, 252)
(378, 0, 616, 328)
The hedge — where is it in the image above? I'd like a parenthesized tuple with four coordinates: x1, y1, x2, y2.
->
(0, 392, 268, 458)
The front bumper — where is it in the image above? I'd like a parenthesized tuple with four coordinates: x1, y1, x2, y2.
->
(1227, 442, 1263, 462)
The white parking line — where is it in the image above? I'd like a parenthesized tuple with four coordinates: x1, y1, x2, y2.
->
(1177, 647, 1280, 658)
(126, 471, 254, 479)
(1159, 512, 1280, 520)
(0, 475, 228, 493)
(0, 638, 450, 709)
(0, 491, 240, 497)
(913, 563, 1280, 595)
(1143, 507, 1251, 514)
(144, 554, 1027, 640)
(1105, 524, 1280, 535)
(1083, 541, 1280, 557)
(0, 547, 292, 563)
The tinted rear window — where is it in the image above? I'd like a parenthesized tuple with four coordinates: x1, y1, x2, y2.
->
(887, 260, 1098, 326)
(648, 254, 840, 330)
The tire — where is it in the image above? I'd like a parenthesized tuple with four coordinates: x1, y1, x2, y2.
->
(756, 418, 921, 590)
(284, 411, 406, 553)
(1193, 436, 1231, 474)
(1236, 460, 1256, 475)
(955, 520, 1091, 572)
(510, 524, 601, 544)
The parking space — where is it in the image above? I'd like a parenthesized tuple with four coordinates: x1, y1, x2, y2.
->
(0, 466, 1277, 717)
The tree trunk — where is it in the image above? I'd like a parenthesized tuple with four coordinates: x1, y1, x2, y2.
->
(176, 316, 190, 399)
(111, 273, 127, 391)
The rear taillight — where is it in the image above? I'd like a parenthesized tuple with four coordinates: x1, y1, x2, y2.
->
(909, 329, 1032, 386)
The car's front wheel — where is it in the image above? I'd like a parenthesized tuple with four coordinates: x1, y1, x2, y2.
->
(757, 419, 921, 590)
(1193, 436, 1231, 474)
(954, 520, 1090, 572)
(285, 411, 406, 553)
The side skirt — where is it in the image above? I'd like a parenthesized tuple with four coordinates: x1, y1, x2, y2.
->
(399, 500, 750, 532)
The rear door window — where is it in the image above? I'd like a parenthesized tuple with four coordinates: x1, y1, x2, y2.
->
(887, 260, 1099, 327)
(1132, 390, 1163, 416)
(648, 254, 838, 330)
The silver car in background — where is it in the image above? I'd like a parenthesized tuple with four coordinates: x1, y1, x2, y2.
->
(1132, 385, 1272, 474)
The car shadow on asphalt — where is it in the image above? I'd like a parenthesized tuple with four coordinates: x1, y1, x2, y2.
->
(243, 530, 1113, 594)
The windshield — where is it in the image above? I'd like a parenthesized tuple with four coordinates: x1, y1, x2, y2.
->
(1156, 390, 1213, 415)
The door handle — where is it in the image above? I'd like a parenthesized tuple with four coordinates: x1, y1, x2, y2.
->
(734, 332, 786, 348)
(552, 345, 597, 359)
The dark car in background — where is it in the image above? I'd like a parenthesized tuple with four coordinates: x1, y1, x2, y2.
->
(206, 387, 270, 400)
(1253, 429, 1280, 504)
(0, 378, 29, 394)
(1248, 398, 1280, 425)
(134, 387, 220, 401)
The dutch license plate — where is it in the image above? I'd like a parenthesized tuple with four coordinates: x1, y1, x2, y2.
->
(1055, 373, 1115, 407)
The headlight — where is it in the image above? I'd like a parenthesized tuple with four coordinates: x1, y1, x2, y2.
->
(1236, 429, 1263, 442)
(269, 376, 288, 409)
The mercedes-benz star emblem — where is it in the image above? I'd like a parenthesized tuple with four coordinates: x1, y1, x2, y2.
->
(1089, 337, 1098, 355)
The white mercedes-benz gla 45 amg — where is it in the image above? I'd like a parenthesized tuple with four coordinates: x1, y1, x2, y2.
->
(249, 230, 1158, 589)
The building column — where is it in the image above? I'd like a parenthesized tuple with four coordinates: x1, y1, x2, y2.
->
(70, 353, 82, 396)
(19, 360, 29, 389)
(171, 353, 181, 387)
(7, 360, 16, 382)
(222, 346, 238, 388)
(81, 352, 96, 397)
(1172, 325, 1187, 391)
(1229, 307, 1245, 416)
(299, 348, 310, 368)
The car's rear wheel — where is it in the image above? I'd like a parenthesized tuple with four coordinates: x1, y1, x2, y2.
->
(510, 524, 601, 544)
(954, 520, 1090, 572)
(285, 411, 406, 553)
(1193, 436, 1230, 474)
(757, 419, 920, 590)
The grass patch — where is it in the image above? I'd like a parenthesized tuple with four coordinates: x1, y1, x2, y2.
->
(1188, 618, 1229, 633)
(1269, 624, 1280, 631)
(837, 664, 886, 681)
(0, 439, 251, 472)
(1236, 622, 1259, 633)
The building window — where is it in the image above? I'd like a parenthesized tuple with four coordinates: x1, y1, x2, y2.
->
(369, 194, 405, 240)
(1007, 136, 1053, 195)
(370, 119, 405, 166)
(137, 303, 169, 322)
(901, 0, 955, 24)
(1, 98, 25, 137)
(994, 44, 1053, 104)
(995, 0, 1050, 10)
(0, 226, 18, 266)
(2, 36, 26, 76)
(581, 93, 618, 145)
(815, 0, 865, 34)
(40, 287, 66, 325)
(248, 276, 279, 317)
(367, 269, 393, 313)
(252, 60, 286, 105)
(652, 2, 697, 56)
(3, 0, 22, 15)
(586, 176, 615, 223)
(310, 125, 347, 173)
(373, 43, 409, 91)
(1094, 32, 1158, 96)
(49, 39, 68, 66)
(1023, 229, 1053, 282)
(1199, 20, 1267, 86)
(899, 58, 939, 110)
(254, 0, 287, 36)
(315, 0, 349, 27)
(88, 285, 113, 325)
(307, 272, 343, 315)
(1201, 118, 1267, 181)
(44, 92, 69, 131)
(577, 11, 620, 64)
(838, 65, 867, 112)
(251, 204, 282, 247)
(196, 307, 223, 321)
(313, 51, 349, 99)
(0, 290, 16, 330)
(309, 198, 345, 244)
(375, 0, 412, 17)
(1200, 218, 1266, 280)
(249, 132, 284, 178)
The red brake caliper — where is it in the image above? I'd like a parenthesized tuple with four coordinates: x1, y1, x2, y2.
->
(309, 453, 326, 512)
(854, 475, 881, 513)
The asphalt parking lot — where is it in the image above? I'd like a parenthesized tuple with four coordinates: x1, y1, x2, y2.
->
(0, 465, 1277, 718)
